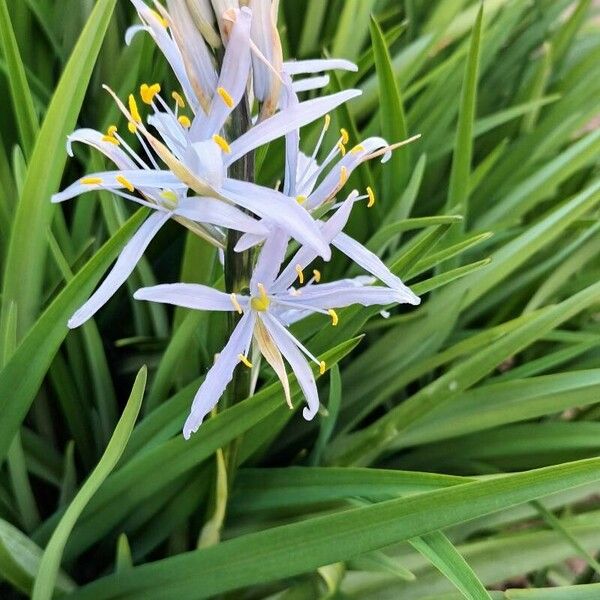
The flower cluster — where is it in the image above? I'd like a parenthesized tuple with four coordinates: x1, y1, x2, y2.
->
(54, 0, 420, 439)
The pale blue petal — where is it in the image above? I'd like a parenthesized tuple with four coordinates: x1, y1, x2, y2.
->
(234, 231, 265, 252)
(332, 231, 420, 304)
(66, 129, 137, 170)
(183, 312, 256, 438)
(68, 211, 170, 328)
(134, 282, 243, 311)
(184, 140, 225, 190)
(280, 77, 300, 197)
(283, 58, 358, 75)
(249, 229, 289, 294)
(291, 75, 330, 93)
(175, 196, 268, 234)
(226, 89, 362, 165)
(221, 178, 331, 260)
(260, 313, 319, 420)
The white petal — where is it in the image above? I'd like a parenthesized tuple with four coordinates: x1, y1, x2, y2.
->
(283, 58, 358, 75)
(234, 231, 265, 252)
(134, 282, 242, 311)
(66, 128, 137, 170)
(68, 211, 170, 328)
(183, 140, 225, 190)
(226, 89, 362, 165)
(221, 178, 331, 260)
(291, 75, 330, 93)
(260, 314, 319, 420)
(183, 312, 256, 438)
(332, 231, 420, 304)
(249, 229, 289, 293)
(175, 196, 268, 234)
(192, 7, 253, 138)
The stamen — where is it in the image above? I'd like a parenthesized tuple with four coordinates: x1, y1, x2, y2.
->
(172, 91, 185, 108)
(350, 144, 365, 154)
(296, 195, 306, 205)
(178, 115, 191, 128)
(251, 283, 271, 312)
(102, 124, 119, 145)
(128, 94, 142, 123)
(150, 8, 169, 28)
(337, 141, 346, 157)
(319, 361, 326, 375)
(295, 264, 304, 285)
(327, 309, 339, 326)
(216, 86, 234, 108)
(312, 269, 321, 283)
(81, 177, 102, 186)
(367, 186, 375, 208)
(128, 122, 137, 134)
(212, 134, 231, 154)
(339, 166, 348, 186)
(238, 354, 253, 368)
(324, 114, 331, 131)
(140, 83, 161, 105)
(340, 128, 349, 144)
(230, 293, 243, 314)
(116, 175, 135, 193)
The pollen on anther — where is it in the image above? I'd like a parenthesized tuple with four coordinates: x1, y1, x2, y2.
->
(172, 91, 185, 108)
(217, 86, 234, 108)
(150, 8, 169, 28)
(212, 134, 231, 153)
(178, 115, 191, 128)
(238, 354, 253, 368)
(327, 309, 339, 327)
(295, 264, 304, 285)
(339, 166, 348, 186)
(140, 83, 161, 105)
(313, 269, 321, 283)
(102, 124, 119, 145)
(296, 195, 307, 205)
(81, 177, 103, 186)
(337, 141, 346, 157)
(116, 175, 135, 193)
(319, 361, 326, 375)
(230, 293, 243, 314)
(324, 114, 331, 131)
(340, 128, 349, 144)
(366, 186, 375, 208)
(350, 144, 365, 154)
(128, 94, 142, 123)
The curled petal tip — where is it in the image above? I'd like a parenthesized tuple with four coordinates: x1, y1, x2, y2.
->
(302, 405, 317, 421)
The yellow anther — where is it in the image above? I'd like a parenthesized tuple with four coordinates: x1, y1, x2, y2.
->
(312, 269, 321, 283)
(296, 195, 307, 205)
(172, 91, 185, 108)
(327, 309, 339, 327)
(324, 114, 331, 131)
(212, 134, 231, 154)
(217, 86, 234, 108)
(230, 293, 243, 314)
(140, 83, 161, 105)
(350, 144, 365, 154)
(366, 186, 375, 208)
(81, 177, 103, 186)
(339, 166, 348, 186)
(150, 8, 169, 28)
(102, 124, 119, 145)
(238, 354, 253, 368)
(116, 175, 135, 193)
(178, 115, 192, 128)
(340, 128, 349, 144)
(319, 361, 326, 375)
(295, 264, 304, 285)
(250, 283, 271, 312)
(337, 141, 346, 157)
(128, 122, 137, 134)
(128, 94, 142, 123)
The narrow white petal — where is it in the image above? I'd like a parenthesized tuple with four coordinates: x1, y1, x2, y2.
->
(221, 178, 331, 260)
(183, 312, 256, 438)
(234, 231, 265, 252)
(227, 90, 362, 165)
(283, 58, 358, 75)
(66, 128, 137, 170)
(134, 282, 242, 311)
(291, 75, 330, 93)
(175, 196, 268, 235)
(68, 211, 170, 328)
(261, 314, 320, 420)
(332, 231, 420, 303)
(249, 229, 289, 293)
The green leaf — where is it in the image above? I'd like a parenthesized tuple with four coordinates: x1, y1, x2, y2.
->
(0, 209, 146, 462)
(31, 366, 146, 600)
(410, 531, 492, 600)
(506, 583, 600, 599)
(66, 456, 600, 600)
(0, 0, 117, 343)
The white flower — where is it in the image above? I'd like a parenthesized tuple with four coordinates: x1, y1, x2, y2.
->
(134, 231, 418, 438)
